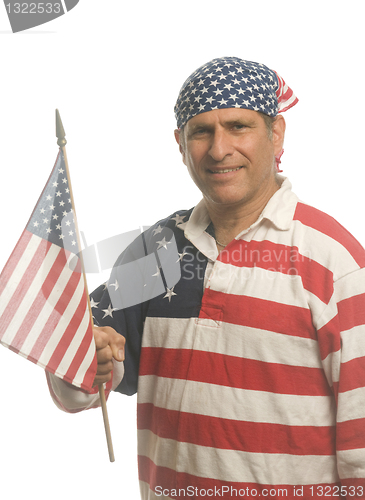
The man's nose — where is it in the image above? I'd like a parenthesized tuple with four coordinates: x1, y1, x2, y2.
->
(208, 129, 234, 162)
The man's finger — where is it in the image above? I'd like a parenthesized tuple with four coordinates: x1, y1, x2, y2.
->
(110, 336, 125, 362)
(93, 325, 125, 362)
(96, 360, 114, 375)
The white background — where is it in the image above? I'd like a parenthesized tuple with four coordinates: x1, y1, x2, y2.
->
(0, 1, 364, 499)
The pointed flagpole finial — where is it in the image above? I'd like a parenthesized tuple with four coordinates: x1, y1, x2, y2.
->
(56, 109, 67, 148)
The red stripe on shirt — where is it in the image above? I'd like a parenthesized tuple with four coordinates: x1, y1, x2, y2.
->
(294, 203, 365, 268)
(219, 239, 333, 304)
(319, 295, 365, 369)
(139, 347, 332, 396)
(138, 403, 336, 455)
(337, 417, 365, 450)
(138, 455, 176, 494)
(317, 317, 341, 361)
(339, 357, 365, 393)
(337, 293, 365, 332)
(200, 289, 316, 340)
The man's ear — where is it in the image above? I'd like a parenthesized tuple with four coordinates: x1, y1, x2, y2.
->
(272, 115, 286, 156)
(174, 129, 186, 162)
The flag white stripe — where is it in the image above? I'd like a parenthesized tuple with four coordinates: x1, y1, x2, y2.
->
(0, 234, 42, 322)
(0, 239, 61, 346)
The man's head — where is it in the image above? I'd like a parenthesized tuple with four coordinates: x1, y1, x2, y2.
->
(173, 57, 297, 212)
(175, 107, 286, 210)
(174, 56, 298, 130)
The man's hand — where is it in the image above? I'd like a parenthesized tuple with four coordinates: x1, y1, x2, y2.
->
(92, 326, 125, 387)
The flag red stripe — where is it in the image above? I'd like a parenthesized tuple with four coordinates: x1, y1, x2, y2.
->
(63, 302, 95, 385)
(44, 282, 88, 374)
(200, 289, 316, 339)
(139, 347, 331, 396)
(0, 235, 52, 340)
(28, 268, 83, 362)
(6, 246, 68, 352)
(137, 403, 336, 455)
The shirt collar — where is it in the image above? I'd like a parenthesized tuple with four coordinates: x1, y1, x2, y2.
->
(178, 177, 298, 258)
(255, 176, 298, 231)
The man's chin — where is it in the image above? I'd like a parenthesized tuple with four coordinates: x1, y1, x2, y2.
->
(203, 192, 251, 209)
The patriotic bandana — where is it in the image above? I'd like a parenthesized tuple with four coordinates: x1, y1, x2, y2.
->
(174, 56, 298, 129)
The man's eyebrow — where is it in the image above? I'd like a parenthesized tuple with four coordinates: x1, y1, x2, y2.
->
(188, 117, 256, 133)
(224, 119, 255, 127)
(189, 122, 211, 131)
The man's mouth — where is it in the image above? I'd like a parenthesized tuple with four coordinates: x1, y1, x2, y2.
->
(208, 166, 244, 174)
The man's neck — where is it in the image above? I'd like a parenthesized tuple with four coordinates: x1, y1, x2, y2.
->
(206, 181, 281, 248)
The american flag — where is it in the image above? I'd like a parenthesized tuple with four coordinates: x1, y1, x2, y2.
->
(0, 150, 97, 391)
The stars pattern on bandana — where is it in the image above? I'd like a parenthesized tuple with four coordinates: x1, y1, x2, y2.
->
(175, 57, 279, 129)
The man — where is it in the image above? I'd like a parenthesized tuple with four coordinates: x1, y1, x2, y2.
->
(47, 57, 365, 498)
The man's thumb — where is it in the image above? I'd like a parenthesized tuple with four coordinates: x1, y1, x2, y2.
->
(111, 337, 125, 362)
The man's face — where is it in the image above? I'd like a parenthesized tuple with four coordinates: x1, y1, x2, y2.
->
(175, 108, 285, 211)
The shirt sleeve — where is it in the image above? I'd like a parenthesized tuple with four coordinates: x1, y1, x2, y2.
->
(317, 267, 365, 493)
(46, 359, 124, 413)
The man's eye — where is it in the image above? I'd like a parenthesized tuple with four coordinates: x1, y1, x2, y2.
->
(192, 128, 207, 136)
(233, 124, 246, 130)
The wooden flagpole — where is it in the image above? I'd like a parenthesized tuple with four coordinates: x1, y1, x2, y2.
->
(55, 109, 115, 462)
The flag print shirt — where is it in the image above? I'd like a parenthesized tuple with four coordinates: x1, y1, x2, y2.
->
(48, 177, 365, 499)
